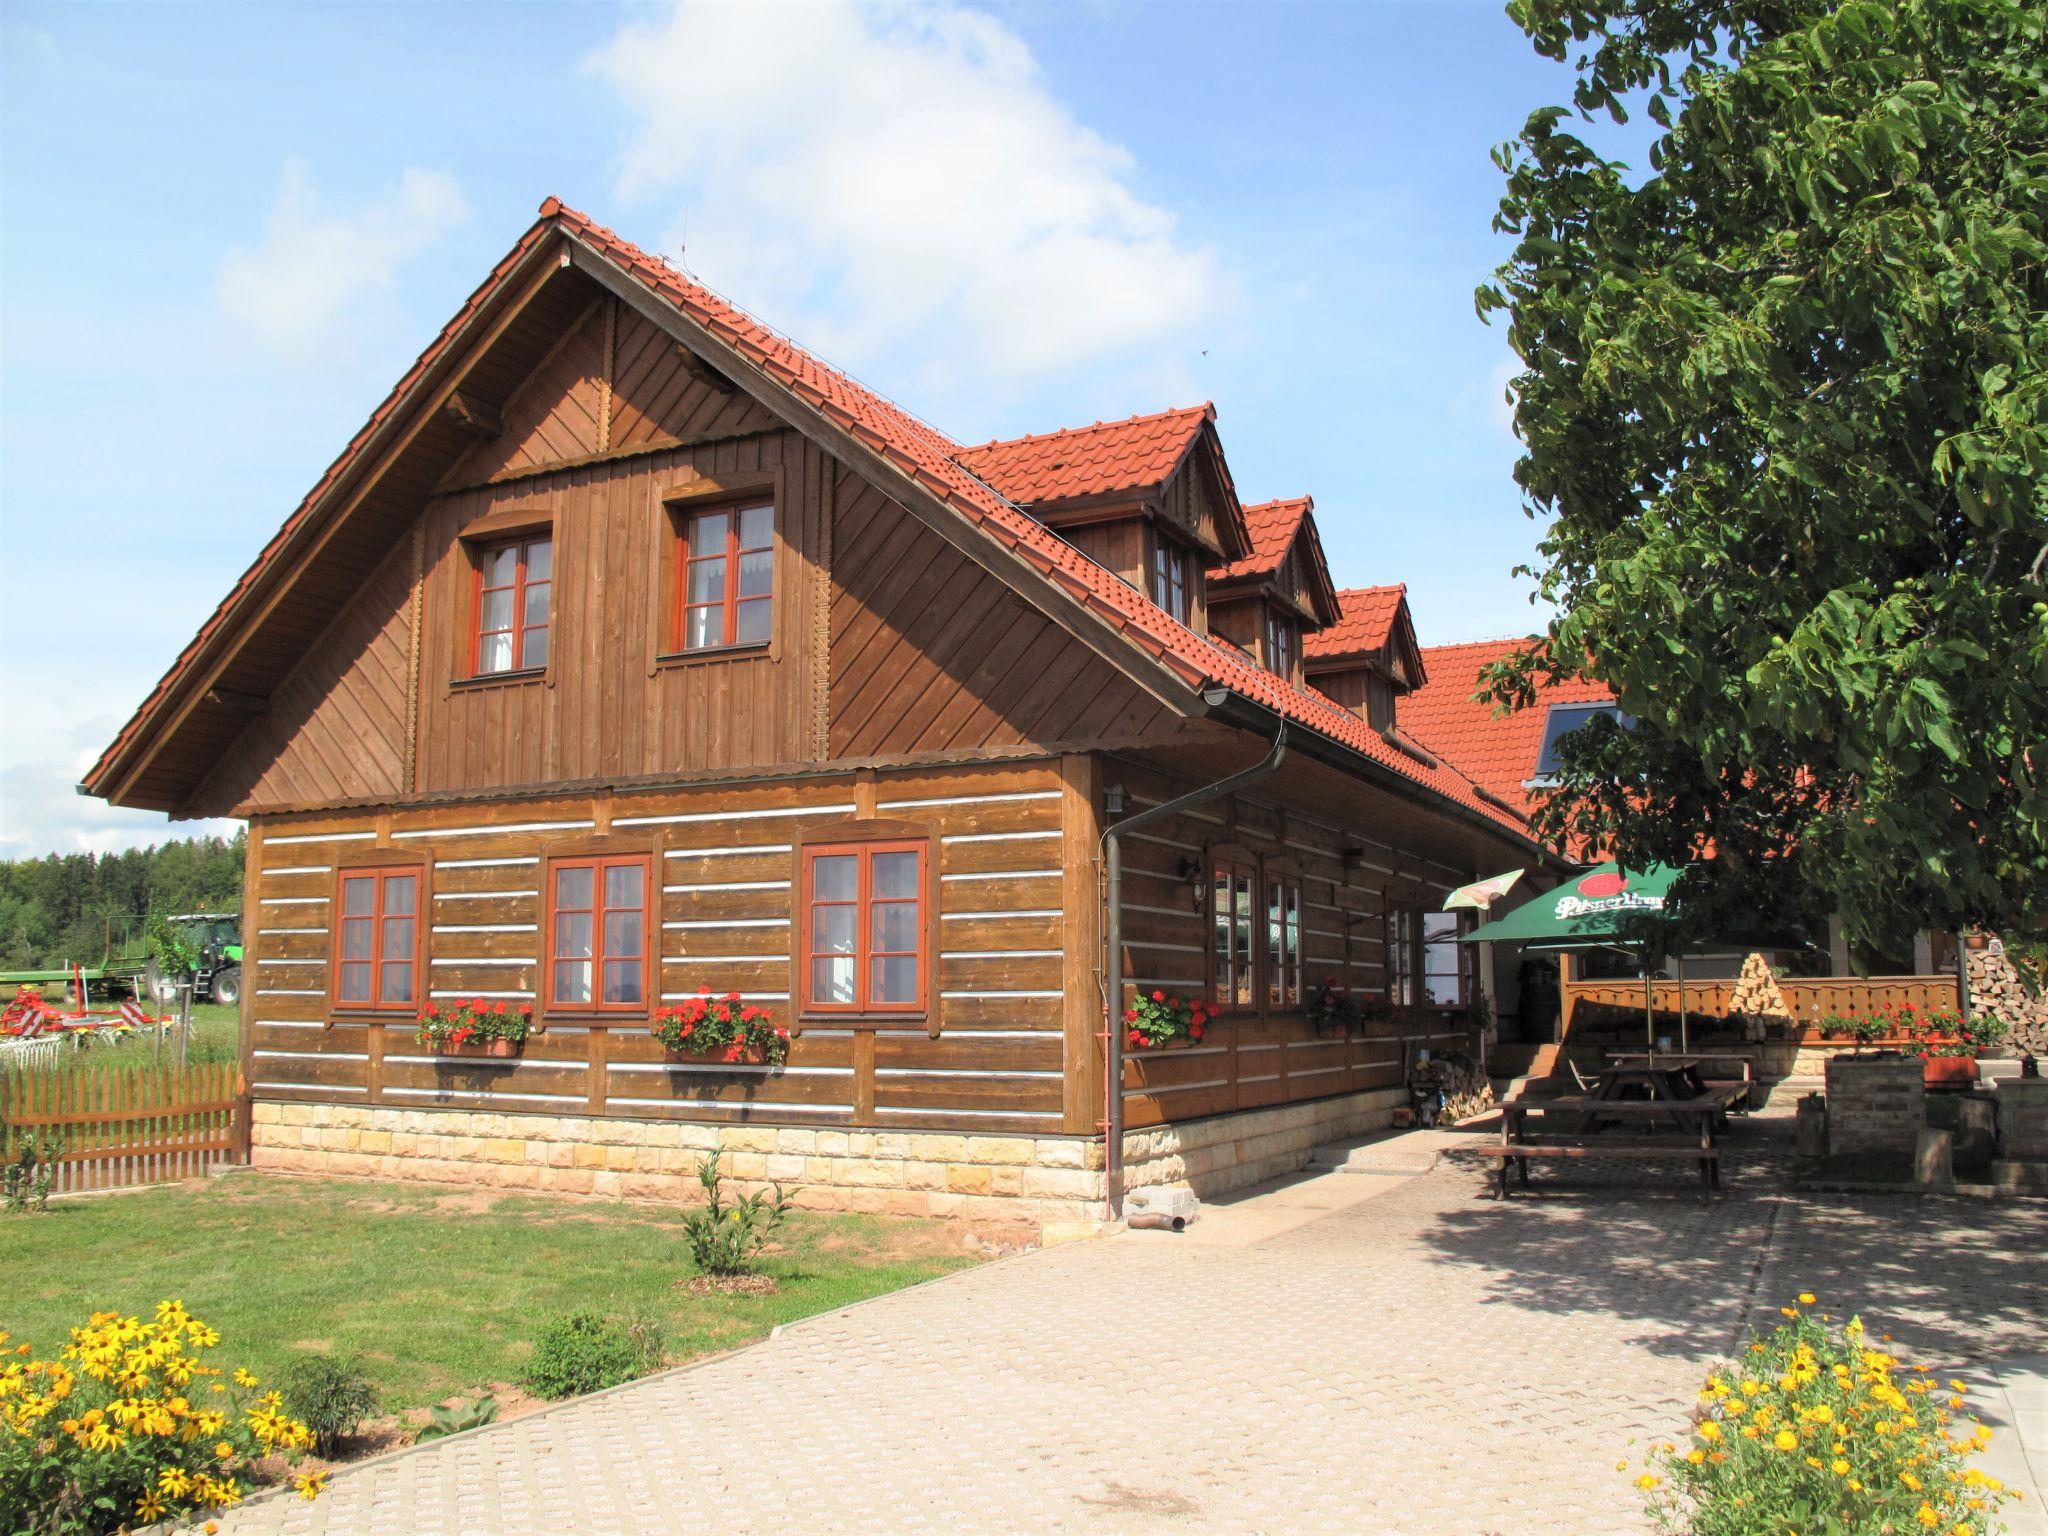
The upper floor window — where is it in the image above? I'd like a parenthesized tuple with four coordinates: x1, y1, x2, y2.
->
(546, 854, 649, 1012)
(334, 867, 419, 1011)
(1210, 858, 1257, 1008)
(1530, 701, 1634, 783)
(799, 839, 930, 1016)
(677, 502, 773, 651)
(473, 535, 551, 676)
(1151, 538, 1191, 624)
(1265, 612, 1298, 681)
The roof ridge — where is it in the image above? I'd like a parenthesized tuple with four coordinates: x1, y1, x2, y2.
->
(953, 402, 1214, 456)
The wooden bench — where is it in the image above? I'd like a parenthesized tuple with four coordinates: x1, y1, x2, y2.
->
(1475, 1139, 1721, 1201)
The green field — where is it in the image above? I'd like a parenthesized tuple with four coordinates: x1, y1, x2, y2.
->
(0, 1172, 977, 1410)
(8, 1001, 239, 1073)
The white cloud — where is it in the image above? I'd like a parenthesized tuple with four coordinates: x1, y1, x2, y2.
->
(216, 160, 469, 362)
(584, 1, 1226, 394)
(0, 707, 238, 863)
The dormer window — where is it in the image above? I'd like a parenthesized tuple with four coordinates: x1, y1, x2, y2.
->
(1529, 701, 1634, 784)
(472, 534, 552, 676)
(1264, 611, 1298, 681)
(1151, 537, 1191, 624)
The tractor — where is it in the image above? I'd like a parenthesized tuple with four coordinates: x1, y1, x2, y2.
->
(143, 912, 245, 1008)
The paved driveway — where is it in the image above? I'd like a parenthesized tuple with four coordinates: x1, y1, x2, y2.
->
(197, 1136, 2046, 1536)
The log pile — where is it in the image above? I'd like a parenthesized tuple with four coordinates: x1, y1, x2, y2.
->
(1968, 936, 2048, 1056)
(1728, 952, 1792, 1042)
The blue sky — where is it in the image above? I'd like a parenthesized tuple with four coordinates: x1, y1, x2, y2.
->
(0, 0, 1587, 858)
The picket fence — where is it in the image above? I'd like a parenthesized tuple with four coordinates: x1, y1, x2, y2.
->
(1, 1060, 244, 1195)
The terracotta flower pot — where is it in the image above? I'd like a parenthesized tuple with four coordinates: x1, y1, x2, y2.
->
(1922, 1055, 1976, 1090)
(665, 1040, 768, 1065)
(440, 1037, 520, 1059)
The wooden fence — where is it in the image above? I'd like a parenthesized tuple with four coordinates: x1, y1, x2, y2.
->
(1561, 973, 1964, 1039)
(1, 1061, 244, 1196)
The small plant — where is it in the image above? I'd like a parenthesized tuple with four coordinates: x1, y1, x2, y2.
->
(414, 997, 532, 1052)
(1306, 982, 1362, 1036)
(1632, 1293, 2016, 1536)
(521, 1311, 666, 1401)
(682, 1151, 793, 1277)
(416, 1392, 498, 1441)
(1121, 990, 1211, 1050)
(3, 1129, 62, 1213)
(277, 1352, 381, 1456)
(652, 990, 790, 1064)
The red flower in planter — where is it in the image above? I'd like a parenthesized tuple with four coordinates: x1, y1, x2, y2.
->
(1190, 1022, 1206, 1042)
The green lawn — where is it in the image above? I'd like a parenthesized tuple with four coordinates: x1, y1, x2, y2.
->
(0, 1172, 978, 1409)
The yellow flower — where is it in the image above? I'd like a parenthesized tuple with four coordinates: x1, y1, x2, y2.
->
(1916, 1503, 1939, 1529)
(1902, 1472, 1923, 1492)
(135, 1492, 167, 1522)
(232, 1369, 259, 1389)
(1811, 1404, 1834, 1424)
(215, 1439, 235, 1459)
(1698, 1421, 1722, 1442)
(1798, 1292, 1816, 1305)
(1635, 1474, 1659, 1491)
(1686, 1449, 1705, 1465)
(1774, 1430, 1799, 1452)
(294, 1470, 327, 1500)
(1832, 1458, 1850, 1475)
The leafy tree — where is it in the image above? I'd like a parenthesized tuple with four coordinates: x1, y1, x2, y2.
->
(1479, 0, 2047, 955)
(0, 832, 244, 971)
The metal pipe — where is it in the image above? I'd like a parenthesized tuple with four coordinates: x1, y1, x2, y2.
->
(1102, 701, 1288, 1220)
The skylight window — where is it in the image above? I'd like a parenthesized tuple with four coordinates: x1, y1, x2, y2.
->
(1530, 701, 1633, 782)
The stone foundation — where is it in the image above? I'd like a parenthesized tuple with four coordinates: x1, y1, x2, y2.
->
(251, 1087, 1406, 1227)
(1825, 1057, 1925, 1155)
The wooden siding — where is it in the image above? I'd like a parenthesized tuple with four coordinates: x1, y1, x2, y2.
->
(827, 474, 1191, 759)
(240, 763, 1075, 1136)
(441, 299, 779, 490)
(1105, 757, 1480, 1129)
(198, 538, 415, 812)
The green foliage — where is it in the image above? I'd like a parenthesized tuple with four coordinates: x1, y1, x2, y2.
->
(144, 912, 201, 979)
(682, 1152, 793, 1278)
(0, 833, 244, 973)
(277, 1353, 381, 1456)
(1480, 0, 2048, 956)
(415, 1393, 498, 1441)
(520, 1311, 667, 1401)
(3, 1130, 62, 1213)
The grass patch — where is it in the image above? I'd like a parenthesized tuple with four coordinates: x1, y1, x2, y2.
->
(18, 1002, 238, 1074)
(0, 1172, 978, 1409)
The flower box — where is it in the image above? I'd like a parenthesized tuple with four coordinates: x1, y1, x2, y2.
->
(1920, 1054, 1977, 1090)
(1122, 991, 1211, 1052)
(438, 1037, 522, 1059)
(653, 992, 789, 1067)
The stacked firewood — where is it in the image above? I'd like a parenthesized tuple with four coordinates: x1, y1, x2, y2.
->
(1728, 952, 1791, 1041)
(1968, 937, 2048, 1055)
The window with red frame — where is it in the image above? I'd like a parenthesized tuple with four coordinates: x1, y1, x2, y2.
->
(1151, 537, 1190, 624)
(677, 503, 773, 651)
(546, 855, 649, 1010)
(1210, 859, 1256, 1008)
(1265, 610, 1298, 680)
(335, 868, 420, 1010)
(1267, 873, 1303, 1006)
(473, 534, 551, 675)
(800, 841, 927, 1015)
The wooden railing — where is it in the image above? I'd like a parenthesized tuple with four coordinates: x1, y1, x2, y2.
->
(1560, 973, 1963, 1038)
(1, 1061, 243, 1196)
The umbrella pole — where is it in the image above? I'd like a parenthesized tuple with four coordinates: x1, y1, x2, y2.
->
(1678, 955, 1689, 1055)
(1645, 963, 1654, 1050)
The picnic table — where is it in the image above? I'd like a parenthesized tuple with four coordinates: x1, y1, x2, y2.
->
(1604, 1051, 1756, 1109)
(1480, 1083, 1749, 1202)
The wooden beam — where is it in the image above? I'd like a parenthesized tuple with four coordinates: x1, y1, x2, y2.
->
(202, 687, 269, 714)
(442, 390, 501, 438)
(677, 344, 737, 394)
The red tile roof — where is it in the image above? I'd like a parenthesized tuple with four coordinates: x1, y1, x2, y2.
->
(955, 406, 1212, 505)
(1401, 638, 1615, 814)
(1211, 497, 1309, 581)
(1305, 585, 1408, 663)
(88, 199, 1541, 852)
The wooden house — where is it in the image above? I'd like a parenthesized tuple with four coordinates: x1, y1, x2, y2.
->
(85, 200, 1564, 1225)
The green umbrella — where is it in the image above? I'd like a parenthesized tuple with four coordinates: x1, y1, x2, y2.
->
(1461, 861, 1692, 1050)
(1459, 862, 1687, 949)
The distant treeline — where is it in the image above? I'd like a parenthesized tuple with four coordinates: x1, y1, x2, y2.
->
(0, 833, 246, 970)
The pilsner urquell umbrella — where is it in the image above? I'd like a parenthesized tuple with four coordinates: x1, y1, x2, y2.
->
(1460, 862, 1693, 1048)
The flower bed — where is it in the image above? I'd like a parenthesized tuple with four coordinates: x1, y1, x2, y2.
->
(1122, 991, 1211, 1051)
(652, 991, 790, 1066)
(1631, 1293, 2018, 1535)
(415, 999, 532, 1057)
(0, 1301, 324, 1533)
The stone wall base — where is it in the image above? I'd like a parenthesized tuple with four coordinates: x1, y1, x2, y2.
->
(251, 1088, 1405, 1229)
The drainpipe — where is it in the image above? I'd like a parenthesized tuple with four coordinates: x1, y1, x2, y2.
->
(1102, 694, 1288, 1220)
